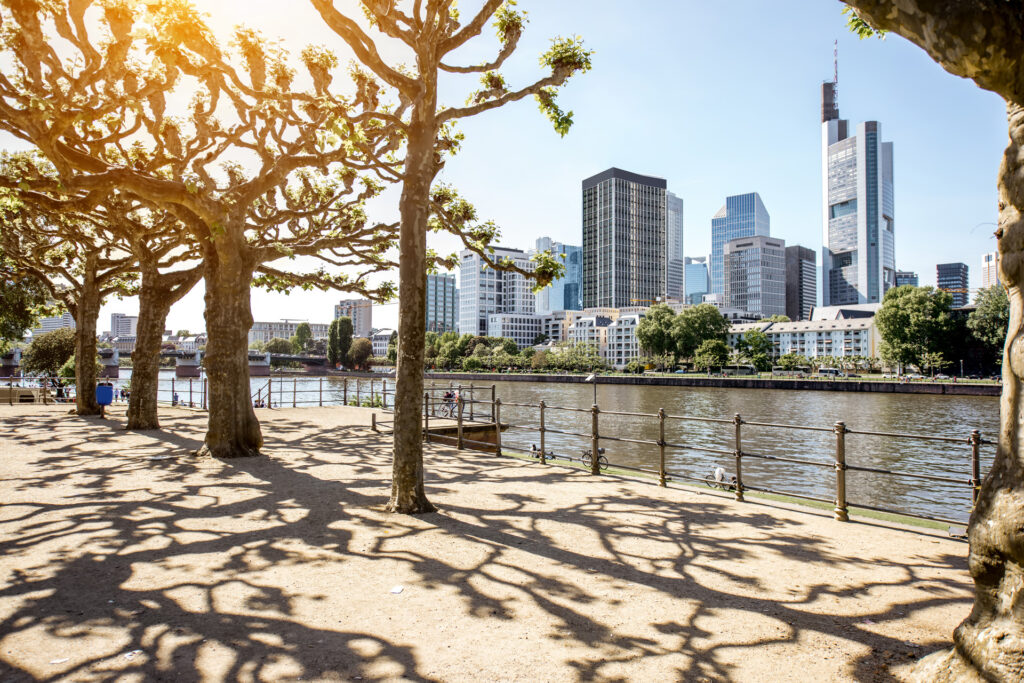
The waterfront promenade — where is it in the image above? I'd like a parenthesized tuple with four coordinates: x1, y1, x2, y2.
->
(0, 405, 972, 681)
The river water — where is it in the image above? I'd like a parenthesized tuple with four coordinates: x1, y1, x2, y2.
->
(114, 370, 999, 524)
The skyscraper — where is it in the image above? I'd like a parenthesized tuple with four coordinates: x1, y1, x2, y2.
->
(110, 313, 138, 337)
(785, 246, 817, 321)
(710, 193, 770, 295)
(534, 237, 582, 313)
(981, 252, 1000, 289)
(937, 262, 969, 307)
(666, 192, 685, 300)
(684, 256, 709, 305)
(425, 273, 458, 333)
(821, 81, 895, 306)
(894, 270, 919, 287)
(582, 168, 666, 308)
(723, 236, 787, 318)
(458, 247, 535, 336)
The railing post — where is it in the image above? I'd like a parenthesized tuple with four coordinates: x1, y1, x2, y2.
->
(457, 395, 464, 450)
(539, 400, 546, 465)
(424, 392, 430, 442)
(733, 413, 744, 501)
(189, 378, 193, 407)
(292, 377, 297, 408)
(834, 421, 849, 521)
(382, 379, 387, 409)
(658, 408, 667, 487)
(971, 429, 982, 507)
(469, 385, 474, 421)
(372, 412, 377, 432)
(202, 377, 207, 410)
(171, 377, 176, 406)
(343, 377, 348, 405)
(491, 384, 496, 422)
(319, 376, 323, 407)
(371, 379, 376, 407)
(8, 378, 12, 405)
(494, 398, 502, 456)
(591, 404, 600, 475)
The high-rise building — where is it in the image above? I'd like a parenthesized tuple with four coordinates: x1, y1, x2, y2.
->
(666, 192, 685, 300)
(723, 235, 787, 318)
(110, 313, 138, 337)
(31, 310, 75, 337)
(684, 256, 709, 305)
(981, 252, 1000, 289)
(711, 193, 770, 295)
(334, 299, 373, 338)
(821, 81, 895, 306)
(894, 270, 919, 287)
(582, 168, 667, 308)
(458, 247, 535, 336)
(937, 262, 969, 307)
(785, 246, 817, 321)
(426, 273, 458, 333)
(534, 238, 582, 313)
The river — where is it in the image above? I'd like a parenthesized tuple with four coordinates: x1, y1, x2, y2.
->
(110, 370, 999, 524)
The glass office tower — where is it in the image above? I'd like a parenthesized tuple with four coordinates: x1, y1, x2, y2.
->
(534, 237, 583, 313)
(821, 81, 895, 306)
(710, 192, 770, 295)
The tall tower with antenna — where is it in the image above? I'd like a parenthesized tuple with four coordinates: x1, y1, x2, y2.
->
(820, 45, 896, 307)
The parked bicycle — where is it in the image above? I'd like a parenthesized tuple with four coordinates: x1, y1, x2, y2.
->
(705, 465, 738, 491)
(437, 391, 459, 419)
(580, 447, 608, 471)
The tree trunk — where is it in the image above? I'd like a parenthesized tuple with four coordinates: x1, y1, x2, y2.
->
(126, 272, 170, 430)
(387, 120, 436, 515)
(73, 258, 101, 416)
(196, 240, 262, 458)
(911, 104, 1024, 682)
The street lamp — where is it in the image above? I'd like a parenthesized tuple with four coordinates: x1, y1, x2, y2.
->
(585, 373, 597, 406)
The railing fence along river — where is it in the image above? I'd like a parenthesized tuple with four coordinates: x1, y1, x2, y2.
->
(5, 371, 997, 526)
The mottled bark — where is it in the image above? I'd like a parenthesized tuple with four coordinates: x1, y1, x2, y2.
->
(196, 240, 262, 458)
(73, 257, 101, 416)
(387, 121, 436, 515)
(839, 2, 1024, 680)
(912, 104, 1024, 683)
(127, 276, 170, 430)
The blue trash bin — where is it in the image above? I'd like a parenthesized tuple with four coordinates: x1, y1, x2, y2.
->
(95, 384, 114, 406)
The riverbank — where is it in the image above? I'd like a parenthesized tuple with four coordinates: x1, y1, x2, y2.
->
(426, 371, 1002, 396)
(0, 405, 971, 681)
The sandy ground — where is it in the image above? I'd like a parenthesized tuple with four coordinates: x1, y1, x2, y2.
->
(0, 404, 973, 682)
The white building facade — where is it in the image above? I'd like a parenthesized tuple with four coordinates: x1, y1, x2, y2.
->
(334, 299, 373, 339)
(248, 321, 329, 345)
(487, 314, 544, 349)
(728, 318, 881, 360)
(458, 247, 536, 336)
(981, 252, 1000, 290)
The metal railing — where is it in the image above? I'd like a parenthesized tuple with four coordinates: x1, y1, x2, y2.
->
(421, 393, 994, 527)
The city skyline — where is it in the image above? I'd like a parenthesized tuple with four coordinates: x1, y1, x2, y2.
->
(86, 1, 1005, 332)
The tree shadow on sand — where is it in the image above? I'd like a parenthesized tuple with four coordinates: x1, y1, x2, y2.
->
(0, 407, 971, 681)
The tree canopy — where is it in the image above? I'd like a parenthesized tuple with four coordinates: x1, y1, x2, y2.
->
(21, 327, 76, 377)
(875, 286, 953, 371)
(968, 285, 1009, 368)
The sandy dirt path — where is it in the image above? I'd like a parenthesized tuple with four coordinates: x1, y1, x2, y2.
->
(0, 405, 972, 682)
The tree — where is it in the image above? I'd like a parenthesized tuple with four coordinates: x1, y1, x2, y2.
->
(1, 201, 136, 416)
(875, 286, 953, 373)
(327, 320, 341, 368)
(348, 338, 373, 371)
(758, 315, 790, 323)
(314, 0, 591, 513)
(636, 304, 677, 359)
(777, 353, 809, 371)
(265, 338, 295, 356)
(0, 1, 400, 458)
(736, 330, 774, 371)
(0, 252, 48, 352)
(293, 323, 314, 354)
(532, 332, 549, 346)
(921, 351, 948, 377)
(386, 331, 398, 364)
(839, 4, 1024, 677)
(21, 328, 76, 378)
(673, 304, 730, 360)
(176, 331, 191, 339)
(337, 317, 354, 368)
(968, 285, 1009, 369)
(693, 339, 729, 371)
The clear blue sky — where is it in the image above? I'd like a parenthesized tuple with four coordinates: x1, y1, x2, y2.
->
(99, 0, 1008, 333)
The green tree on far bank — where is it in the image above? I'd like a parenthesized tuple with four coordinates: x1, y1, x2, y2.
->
(0, 254, 50, 353)
(674, 304, 731, 360)
(21, 327, 75, 377)
(636, 304, 677, 360)
(736, 329, 774, 371)
(693, 339, 729, 371)
(968, 285, 1009, 368)
(875, 285, 953, 372)
(292, 323, 313, 354)
(348, 338, 372, 371)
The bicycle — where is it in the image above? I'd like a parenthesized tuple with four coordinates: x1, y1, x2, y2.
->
(437, 400, 458, 419)
(580, 447, 608, 471)
(705, 466, 737, 491)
